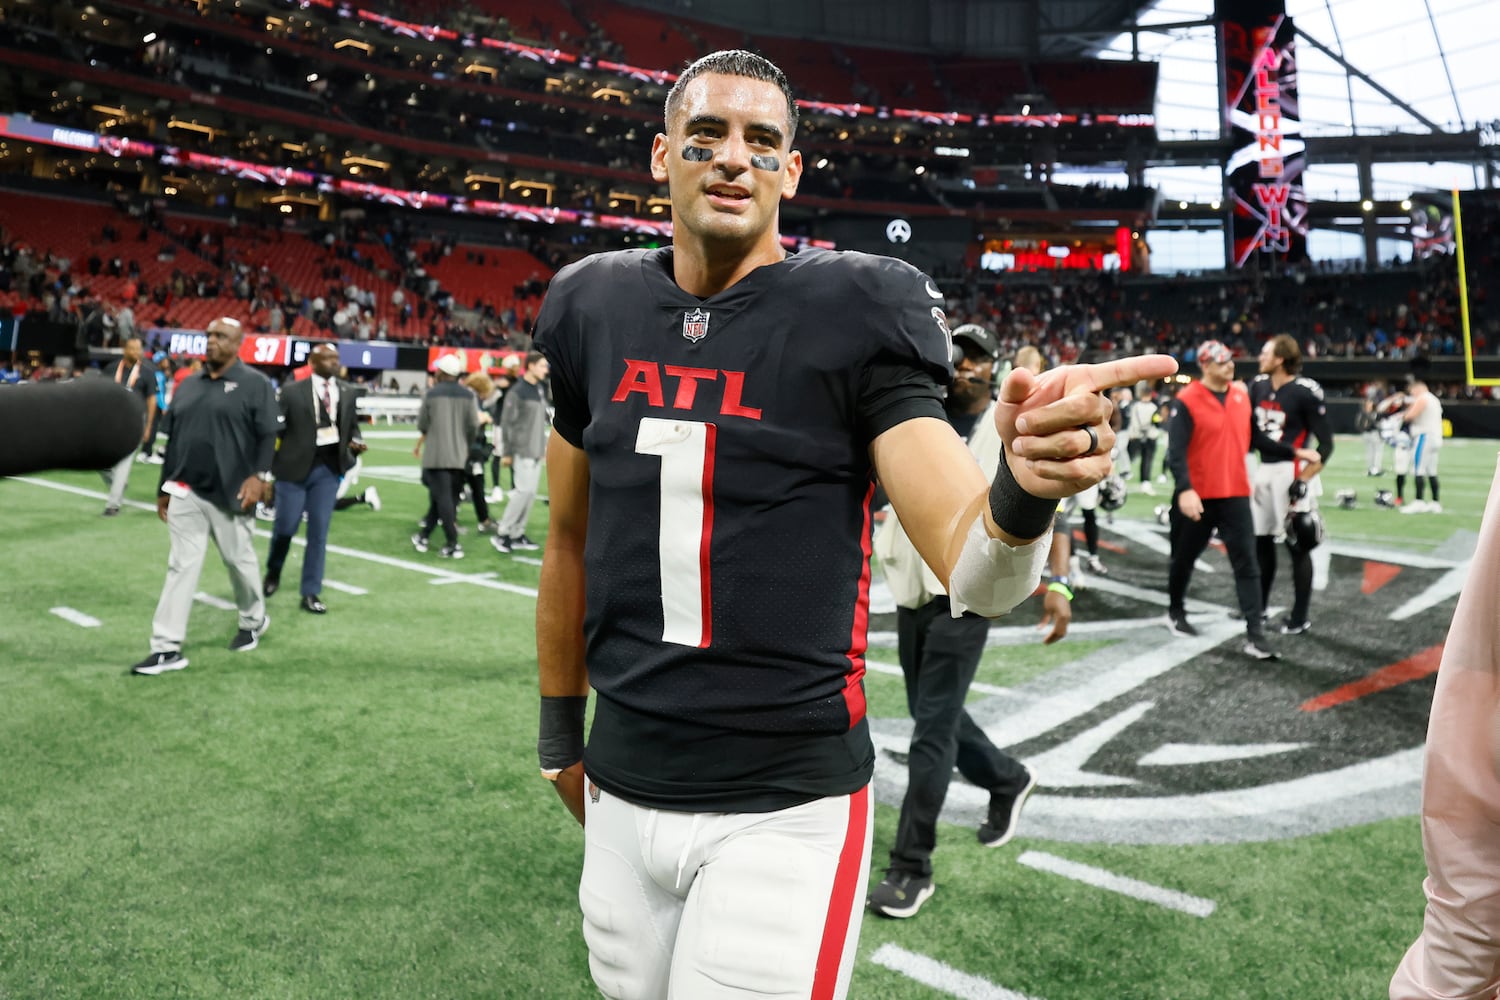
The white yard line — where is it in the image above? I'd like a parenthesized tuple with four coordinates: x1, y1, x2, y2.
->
(322, 579, 368, 596)
(49, 606, 102, 628)
(866, 658, 1009, 698)
(1017, 851, 1216, 917)
(11, 477, 538, 599)
(869, 944, 1045, 1000)
(194, 592, 237, 610)
(430, 571, 498, 585)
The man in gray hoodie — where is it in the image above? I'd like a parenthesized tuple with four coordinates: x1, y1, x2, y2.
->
(413, 353, 480, 558)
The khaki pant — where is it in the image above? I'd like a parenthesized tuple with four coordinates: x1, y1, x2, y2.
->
(150, 488, 265, 653)
(99, 450, 135, 509)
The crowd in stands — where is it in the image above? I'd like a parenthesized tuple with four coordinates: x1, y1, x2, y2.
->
(0, 0, 1158, 227)
(5, 184, 1497, 396)
(0, 186, 559, 350)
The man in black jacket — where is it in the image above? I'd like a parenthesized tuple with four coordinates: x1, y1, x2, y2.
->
(263, 344, 368, 613)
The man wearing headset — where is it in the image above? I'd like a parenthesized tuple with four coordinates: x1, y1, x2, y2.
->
(869, 322, 1039, 918)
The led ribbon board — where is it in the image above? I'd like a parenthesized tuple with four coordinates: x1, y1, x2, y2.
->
(1219, 0, 1308, 267)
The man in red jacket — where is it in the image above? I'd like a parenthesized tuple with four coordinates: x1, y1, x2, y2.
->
(1164, 340, 1277, 660)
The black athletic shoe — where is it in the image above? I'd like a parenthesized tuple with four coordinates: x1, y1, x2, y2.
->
(867, 871, 935, 919)
(411, 533, 429, 554)
(978, 769, 1037, 848)
(130, 651, 187, 676)
(1166, 612, 1198, 637)
(439, 544, 464, 559)
(1279, 618, 1312, 635)
(508, 534, 541, 551)
(229, 615, 270, 652)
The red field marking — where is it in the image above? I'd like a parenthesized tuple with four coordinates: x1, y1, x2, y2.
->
(1362, 561, 1401, 594)
(1300, 643, 1444, 712)
(1071, 530, 1127, 554)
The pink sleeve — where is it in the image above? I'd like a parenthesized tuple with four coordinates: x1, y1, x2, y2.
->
(1391, 454, 1500, 1000)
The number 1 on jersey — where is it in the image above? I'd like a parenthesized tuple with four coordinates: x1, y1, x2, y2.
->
(635, 417, 717, 647)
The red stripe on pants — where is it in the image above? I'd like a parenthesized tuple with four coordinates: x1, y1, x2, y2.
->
(810, 785, 869, 999)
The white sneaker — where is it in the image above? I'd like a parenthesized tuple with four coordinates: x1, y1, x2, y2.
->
(1141, 481, 1156, 496)
(1401, 500, 1429, 514)
(488, 488, 505, 503)
(1427, 501, 1442, 513)
(145, 454, 165, 464)
(365, 486, 381, 511)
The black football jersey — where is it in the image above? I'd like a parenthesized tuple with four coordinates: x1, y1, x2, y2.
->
(535, 246, 951, 809)
(1250, 373, 1333, 464)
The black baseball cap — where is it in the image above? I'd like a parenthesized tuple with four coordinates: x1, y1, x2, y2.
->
(951, 323, 1000, 360)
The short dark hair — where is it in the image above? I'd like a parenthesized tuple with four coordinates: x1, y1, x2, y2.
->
(1269, 333, 1301, 374)
(524, 351, 546, 370)
(664, 49, 799, 143)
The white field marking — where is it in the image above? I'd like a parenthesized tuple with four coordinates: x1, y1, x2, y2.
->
(985, 616, 1243, 748)
(431, 571, 498, 586)
(11, 477, 539, 599)
(353, 465, 425, 483)
(1139, 741, 1308, 766)
(915, 746, 1423, 834)
(1390, 561, 1469, 621)
(194, 592, 237, 610)
(1322, 540, 1460, 570)
(1017, 850, 1217, 918)
(357, 430, 422, 440)
(510, 555, 544, 567)
(50, 606, 102, 628)
(1026, 701, 1153, 788)
(322, 579, 368, 596)
(1101, 519, 1216, 573)
(866, 658, 1009, 698)
(11, 476, 159, 513)
(869, 944, 1044, 1000)
(868, 613, 1171, 650)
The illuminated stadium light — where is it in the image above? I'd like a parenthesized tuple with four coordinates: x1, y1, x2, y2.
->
(509, 179, 555, 205)
(1361, 199, 1375, 211)
(341, 155, 391, 172)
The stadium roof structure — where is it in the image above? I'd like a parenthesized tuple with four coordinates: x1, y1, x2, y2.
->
(629, 0, 1497, 192)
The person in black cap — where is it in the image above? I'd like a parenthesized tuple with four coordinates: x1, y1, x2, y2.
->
(868, 321, 1037, 919)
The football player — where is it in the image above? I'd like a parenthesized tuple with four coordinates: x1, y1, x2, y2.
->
(1249, 334, 1333, 635)
(532, 49, 1178, 1000)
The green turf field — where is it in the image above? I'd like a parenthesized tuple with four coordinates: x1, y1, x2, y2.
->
(2, 431, 1496, 998)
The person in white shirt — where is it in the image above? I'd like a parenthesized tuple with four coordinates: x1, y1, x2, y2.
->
(1401, 378, 1445, 513)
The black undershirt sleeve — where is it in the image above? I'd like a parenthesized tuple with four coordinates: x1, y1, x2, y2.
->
(1166, 403, 1195, 492)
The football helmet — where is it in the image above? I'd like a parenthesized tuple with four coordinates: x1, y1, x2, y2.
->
(1285, 508, 1325, 552)
(1098, 474, 1127, 511)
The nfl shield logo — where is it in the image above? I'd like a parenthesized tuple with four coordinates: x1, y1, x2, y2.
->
(682, 308, 710, 343)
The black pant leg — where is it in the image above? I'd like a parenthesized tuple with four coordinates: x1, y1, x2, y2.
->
(1211, 497, 1265, 636)
(1167, 497, 1215, 615)
(1256, 535, 1278, 609)
(890, 597, 992, 878)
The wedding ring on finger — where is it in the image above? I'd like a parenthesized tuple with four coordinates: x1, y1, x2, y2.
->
(1080, 424, 1099, 456)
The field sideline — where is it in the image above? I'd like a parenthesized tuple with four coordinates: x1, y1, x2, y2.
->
(3, 432, 1497, 999)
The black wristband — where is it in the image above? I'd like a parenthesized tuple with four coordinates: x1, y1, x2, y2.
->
(538, 695, 587, 771)
(988, 449, 1060, 541)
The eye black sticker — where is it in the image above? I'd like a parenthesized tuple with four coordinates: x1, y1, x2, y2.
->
(749, 154, 780, 171)
(681, 146, 713, 162)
